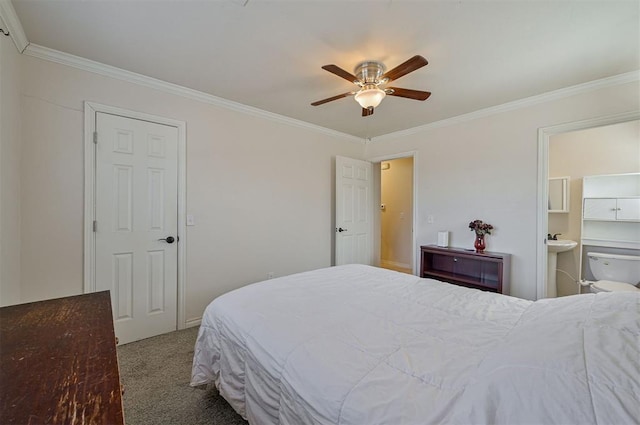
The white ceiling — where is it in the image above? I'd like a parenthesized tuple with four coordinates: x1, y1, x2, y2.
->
(10, 0, 640, 139)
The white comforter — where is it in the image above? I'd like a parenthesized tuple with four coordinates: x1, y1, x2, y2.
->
(191, 264, 640, 424)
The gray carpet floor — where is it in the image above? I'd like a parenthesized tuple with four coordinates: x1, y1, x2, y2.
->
(117, 327, 248, 425)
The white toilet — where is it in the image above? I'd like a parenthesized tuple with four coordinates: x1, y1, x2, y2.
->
(587, 252, 640, 293)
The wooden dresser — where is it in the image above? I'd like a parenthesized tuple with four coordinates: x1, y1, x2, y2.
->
(420, 245, 511, 294)
(0, 291, 124, 424)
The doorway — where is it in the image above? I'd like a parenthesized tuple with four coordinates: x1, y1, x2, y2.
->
(547, 120, 640, 297)
(379, 157, 414, 273)
(369, 152, 417, 275)
(536, 111, 640, 299)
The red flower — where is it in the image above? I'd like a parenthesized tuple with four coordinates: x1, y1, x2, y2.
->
(469, 219, 493, 236)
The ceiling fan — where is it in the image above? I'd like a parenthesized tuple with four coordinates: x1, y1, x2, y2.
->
(311, 55, 431, 117)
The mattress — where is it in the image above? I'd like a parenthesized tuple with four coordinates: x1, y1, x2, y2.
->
(191, 264, 640, 424)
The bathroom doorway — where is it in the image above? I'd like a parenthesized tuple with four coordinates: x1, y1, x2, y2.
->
(548, 120, 640, 297)
(379, 157, 414, 274)
(537, 111, 640, 299)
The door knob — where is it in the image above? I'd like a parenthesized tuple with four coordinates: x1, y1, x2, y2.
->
(159, 236, 175, 243)
(337, 227, 348, 233)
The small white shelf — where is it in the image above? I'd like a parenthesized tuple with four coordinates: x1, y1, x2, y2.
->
(582, 173, 640, 198)
(581, 238, 640, 250)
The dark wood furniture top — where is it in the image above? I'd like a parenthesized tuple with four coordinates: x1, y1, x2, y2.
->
(0, 291, 124, 425)
(420, 245, 511, 294)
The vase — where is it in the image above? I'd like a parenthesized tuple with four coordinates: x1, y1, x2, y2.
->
(474, 234, 486, 253)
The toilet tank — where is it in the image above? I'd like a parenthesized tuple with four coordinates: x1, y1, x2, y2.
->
(587, 252, 640, 285)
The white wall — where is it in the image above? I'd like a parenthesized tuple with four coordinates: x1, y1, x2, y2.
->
(4, 40, 639, 311)
(15, 54, 364, 322)
(365, 81, 640, 300)
(549, 120, 640, 296)
(0, 33, 22, 306)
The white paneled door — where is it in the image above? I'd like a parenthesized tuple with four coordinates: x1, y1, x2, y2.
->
(95, 112, 179, 344)
(335, 156, 373, 265)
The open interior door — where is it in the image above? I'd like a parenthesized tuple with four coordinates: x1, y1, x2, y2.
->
(335, 156, 374, 265)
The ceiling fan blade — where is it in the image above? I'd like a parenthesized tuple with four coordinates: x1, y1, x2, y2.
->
(382, 55, 428, 82)
(322, 64, 359, 84)
(387, 87, 431, 101)
(362, 107, 374, 117)
(311, 92, 353, 106)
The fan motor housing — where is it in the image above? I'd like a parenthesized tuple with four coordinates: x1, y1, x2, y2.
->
(354, 61, 386, 84)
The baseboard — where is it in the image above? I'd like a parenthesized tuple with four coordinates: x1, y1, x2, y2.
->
(380, 259, 412, 270)
(185, 318, 202, 328)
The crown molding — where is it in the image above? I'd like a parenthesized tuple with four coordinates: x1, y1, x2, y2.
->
(0, 0, 29, 52)
(23, 43, 364, 144)
(371, 70, 640, 143)
(19, 42, 639, 145)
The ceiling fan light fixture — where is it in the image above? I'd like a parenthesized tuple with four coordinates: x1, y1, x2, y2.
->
(354, 86, 386, 109)
(311, 55, 430, 115)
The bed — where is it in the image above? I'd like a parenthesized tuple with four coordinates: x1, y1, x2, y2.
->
(190, 264, 640, 424)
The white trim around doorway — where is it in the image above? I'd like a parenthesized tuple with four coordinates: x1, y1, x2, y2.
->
(536, 110, 640, 300)
(83, 101, 188, 330)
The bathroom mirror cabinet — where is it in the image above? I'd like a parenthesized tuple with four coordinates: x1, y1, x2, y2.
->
(549, 177, 570, 213)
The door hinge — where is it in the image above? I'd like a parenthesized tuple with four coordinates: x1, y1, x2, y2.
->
(93, 220, 97, 232)
(93, 131, 98, 144)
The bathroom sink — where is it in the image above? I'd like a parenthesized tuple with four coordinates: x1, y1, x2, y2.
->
(546, 239, 578, 297)
(547, 239, 578, 253)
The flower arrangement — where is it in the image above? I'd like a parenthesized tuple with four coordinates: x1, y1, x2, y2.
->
(469, 219, 493, 236)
